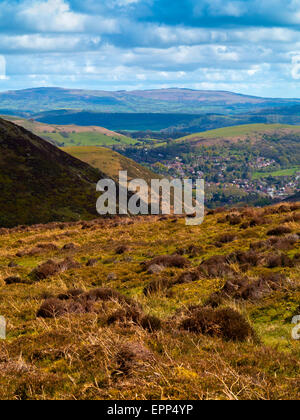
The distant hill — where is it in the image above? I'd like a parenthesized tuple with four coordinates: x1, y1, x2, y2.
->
(33, 110, 205, 131)
(1, 87, 300, 114)
(1, 116, 135, 147)
(0, 117, 109, 227)
(177, 124, 300, 146)
(29, 109, 300, 134)
(62, 146, 159, 184)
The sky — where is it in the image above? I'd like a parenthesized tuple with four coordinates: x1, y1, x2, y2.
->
(1, 0, 300, 97)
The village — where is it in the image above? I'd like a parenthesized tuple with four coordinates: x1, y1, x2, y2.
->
(158, 155, 300, 201)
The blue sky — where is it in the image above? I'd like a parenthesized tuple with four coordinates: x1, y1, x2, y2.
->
(0, 0, 300, 97)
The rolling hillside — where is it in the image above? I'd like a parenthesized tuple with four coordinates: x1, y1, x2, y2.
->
(1, 116, 135, 147)
(62, 146, 159, 183)
(177, 124, 300, 146)
(0, 118, 109, 227)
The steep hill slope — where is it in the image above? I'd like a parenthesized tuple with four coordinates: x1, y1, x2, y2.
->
(0, 118, 108, 227)
(62, 146, 159, 183)
(1, 116, 135, 147)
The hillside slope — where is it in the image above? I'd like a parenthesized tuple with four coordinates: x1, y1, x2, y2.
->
(177, 123, 300, 146)
(62, 146, 159, 183)
(0, 203, 299, 399)
(0, 118, 108, 227)
(1, 116, 135, 147)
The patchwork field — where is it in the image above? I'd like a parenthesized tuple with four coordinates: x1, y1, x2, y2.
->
(0, 203, 299, 400)
(1, 116, 135, 147)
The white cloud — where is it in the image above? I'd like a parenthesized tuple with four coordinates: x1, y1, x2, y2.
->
(0, 0, 300, 97)
(18, 0, 86, 32)
(114, 0, 140, 5)
(291, 54, 300, 79)
(0, 34, 101, 53)
(0, 55, 7, 80)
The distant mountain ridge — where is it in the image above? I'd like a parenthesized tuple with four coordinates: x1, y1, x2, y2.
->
(1, 87, 300, 115)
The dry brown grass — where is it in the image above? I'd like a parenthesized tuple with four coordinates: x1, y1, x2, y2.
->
(0, 204, 299, 400)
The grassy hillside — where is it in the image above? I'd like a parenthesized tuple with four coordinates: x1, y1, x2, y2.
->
(178, 124, 300, 145)
(1, 116, 135, 147)
(0, 203, 299, 399)
(62, 146, 159, 183)
(0, 118, 108, 228)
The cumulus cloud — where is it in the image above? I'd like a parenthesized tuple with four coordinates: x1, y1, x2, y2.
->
(18, 0, 86, 32)
(0, 55, 7, 80)
(0, 0, 299, 96)
(291, 54, 300, 79)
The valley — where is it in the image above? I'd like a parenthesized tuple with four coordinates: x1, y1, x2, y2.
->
(0, 92, 299, 401)
(121, 124, 300, 207)
(2, 112, 299, 210)
(2, 0, 300, 403)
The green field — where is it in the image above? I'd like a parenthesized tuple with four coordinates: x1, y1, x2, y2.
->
(0, 115, 136, 147)
(252, 167, 300, 179)
(178, 123, 300, 143)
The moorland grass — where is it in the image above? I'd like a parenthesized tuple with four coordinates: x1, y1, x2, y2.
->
(0, 205, 299, 399)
